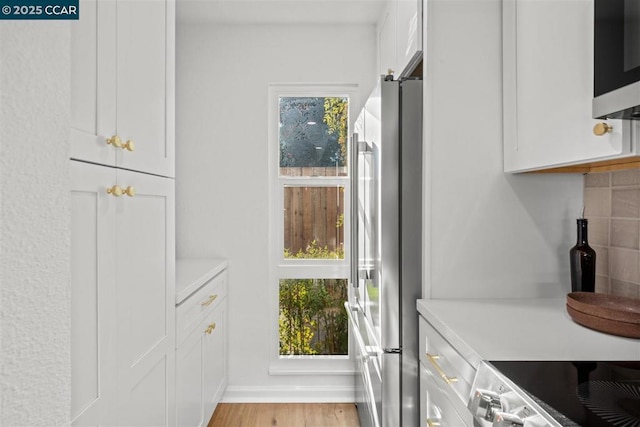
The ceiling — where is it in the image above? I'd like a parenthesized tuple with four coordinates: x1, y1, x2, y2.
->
(177, 0, 386, 25)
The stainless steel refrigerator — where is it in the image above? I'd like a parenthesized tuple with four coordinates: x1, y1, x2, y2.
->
(345, 76, 423, 427)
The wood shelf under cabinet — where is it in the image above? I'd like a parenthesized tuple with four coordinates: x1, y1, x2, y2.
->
(528, 155, 640, 174)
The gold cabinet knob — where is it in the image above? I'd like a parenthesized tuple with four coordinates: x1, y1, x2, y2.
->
(122, 140, 135, 152)
(122, 186, 136, 197)
(427, 420, 440, 427)
(106, 135, 122, 148)
(205, 323, 216, 335)
(593, 122, 613, 136)
(106, 185, 123, 197)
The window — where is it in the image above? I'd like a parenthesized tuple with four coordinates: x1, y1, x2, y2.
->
(269, 85, 357, 374)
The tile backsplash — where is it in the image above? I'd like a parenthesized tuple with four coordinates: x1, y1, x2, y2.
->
(584, 169, 640, 298)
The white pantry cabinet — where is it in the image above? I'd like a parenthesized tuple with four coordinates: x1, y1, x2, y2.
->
(377, 0, 422, 78)
(70, 0, 175, 178)
(70, 162, 117, 426)
(503, 0, 638, 173)
(175, 261, 228, 427)
(71, 161, 176, 427)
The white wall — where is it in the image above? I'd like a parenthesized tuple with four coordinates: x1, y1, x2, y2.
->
(423, 0, 584, 299)
(176, 23, 376, 400)
(0, 22, 71, 426)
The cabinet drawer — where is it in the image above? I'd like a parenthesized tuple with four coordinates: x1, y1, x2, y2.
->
(176, 271, 226, 346)
(420, 361, 473, 427)
(419, 316, 475, 405)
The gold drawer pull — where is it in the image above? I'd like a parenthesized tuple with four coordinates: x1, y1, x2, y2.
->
(427, 420, 440, 427)
(205, 323, 216, 335)
(426, 353, 458, 385)
(201, 294, 218, 307)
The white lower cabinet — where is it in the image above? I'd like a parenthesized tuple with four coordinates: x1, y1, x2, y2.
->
(420, 362, 469, 427)
(418, 316, 474, 426)
(71, 160, 175, 426)
(176, 267, 228, 427)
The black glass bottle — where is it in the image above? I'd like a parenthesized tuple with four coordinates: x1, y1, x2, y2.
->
(569, 218, 596, 292)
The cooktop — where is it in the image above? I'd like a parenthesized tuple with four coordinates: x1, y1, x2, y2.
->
(490, 361, 640, 427)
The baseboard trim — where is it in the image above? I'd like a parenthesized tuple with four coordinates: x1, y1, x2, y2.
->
(221, 385, 356, 403)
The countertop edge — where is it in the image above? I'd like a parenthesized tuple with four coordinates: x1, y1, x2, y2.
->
(416, 299, 483, 368)
(176, 258, 228, 305)
(417, 298, 640, 363)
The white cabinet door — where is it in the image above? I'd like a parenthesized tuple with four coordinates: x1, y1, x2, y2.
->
(70, 0, 175, 177)
(116, 0, 175, 177)
(70, 0, 117, 167)
(70, 161, 117, 426)
(202, 300, 227, 422)
(176, 323, 205, 427)
(397, 0, 422, 77)
(115, 169, 176, 426)
(377, 1, 397, 77)
(503, 0, 634, 173)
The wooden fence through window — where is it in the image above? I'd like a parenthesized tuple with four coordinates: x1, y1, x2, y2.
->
(281, 167, 347, 256)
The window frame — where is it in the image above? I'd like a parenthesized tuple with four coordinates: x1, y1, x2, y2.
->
(268, 83, 358, 375)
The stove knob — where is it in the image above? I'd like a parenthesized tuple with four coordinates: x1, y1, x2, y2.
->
(471, 389, 502, 421)
(492, 411, 524, 427)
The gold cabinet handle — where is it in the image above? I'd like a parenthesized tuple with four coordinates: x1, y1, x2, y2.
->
(593, 122, 613, 136)
(426, 353, 458, 385)
(427, 420, 440, 427)
(122, 186, 136, 197)
(122, 140, 135, 152)
(204, 323, 216, 334)
(106, 135, 122, 148)
(201, 294, 218, 307)
(106, 185, 123, 197)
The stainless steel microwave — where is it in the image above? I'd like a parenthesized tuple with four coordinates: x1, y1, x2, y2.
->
(593, 0, 640, 119)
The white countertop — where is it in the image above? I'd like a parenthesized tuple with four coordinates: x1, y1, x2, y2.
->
(176, 258, 228, 305)
(417, 298, 640, 368)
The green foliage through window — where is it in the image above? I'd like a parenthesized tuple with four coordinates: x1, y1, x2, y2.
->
(279, 246, 348, 356)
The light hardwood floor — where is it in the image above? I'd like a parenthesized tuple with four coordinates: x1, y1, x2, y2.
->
(208, 403, 360, 427)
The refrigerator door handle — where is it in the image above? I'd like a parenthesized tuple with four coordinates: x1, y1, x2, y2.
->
(350, 133, 359, 289)
(344, 303, 377, 360)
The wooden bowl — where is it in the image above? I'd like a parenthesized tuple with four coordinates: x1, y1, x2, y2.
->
(566, 292, 640, 338)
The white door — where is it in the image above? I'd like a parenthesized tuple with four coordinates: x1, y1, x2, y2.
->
(115, 0, 175, 177)
(115, 170, 175, 426)
(70, 161, 117, 426)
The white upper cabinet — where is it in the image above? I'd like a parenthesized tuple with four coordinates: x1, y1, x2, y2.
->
(377, 0, 397, 77)
(71, 0, 175, 178)
(397, 0, 422, 77)
(71, 0, 116, 167)
(377, 0, 422, 79)
(503, 0, 638, 173)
